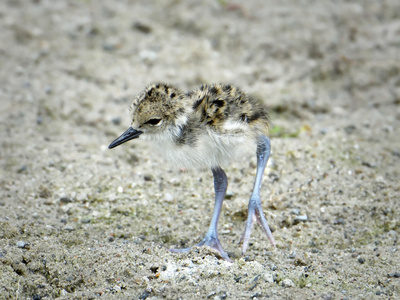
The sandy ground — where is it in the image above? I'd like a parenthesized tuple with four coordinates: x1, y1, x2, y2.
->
(1, 0, 400, 299)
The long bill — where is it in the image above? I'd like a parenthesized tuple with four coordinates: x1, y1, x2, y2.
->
(108, 127, 143, 149)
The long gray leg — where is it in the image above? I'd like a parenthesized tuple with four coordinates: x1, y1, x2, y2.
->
(169, 166, 232, 262)
(241, 136, 275, 254)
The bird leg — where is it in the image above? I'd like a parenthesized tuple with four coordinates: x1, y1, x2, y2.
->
(169, 166, 232, 262)
(240, 136, 275, 254)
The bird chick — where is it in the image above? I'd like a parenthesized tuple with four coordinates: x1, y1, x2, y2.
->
(109, 83, 275, 261)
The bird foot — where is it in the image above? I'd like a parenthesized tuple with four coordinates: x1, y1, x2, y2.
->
(240, 204, 275, 255)
(168, 235, 232, 262)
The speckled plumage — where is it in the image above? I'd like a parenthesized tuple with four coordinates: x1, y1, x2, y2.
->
(109, 83, 275, 261)
(127, 83, 269, 170)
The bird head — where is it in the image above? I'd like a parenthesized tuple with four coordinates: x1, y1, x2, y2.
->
(109, 83, 189, 149)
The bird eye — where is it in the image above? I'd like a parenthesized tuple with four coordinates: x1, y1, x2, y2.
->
(145, 118, 163, 126)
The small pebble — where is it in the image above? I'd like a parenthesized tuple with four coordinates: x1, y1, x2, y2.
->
(294, 215, 308, 222)
(139, 50, 157, 62)
(164, 193, 174, 202)
(225, 190, 235, 199)
(333, 217, 345, 225)
(65, 225, 75, 231)
(17, 165, 27, 173)
(270, 264, 278, 271)
(344, 125, 356, 134)
(17, 241, 26, 248)
(291, 208, 300, 215)
(280, 278, 295, 287)
(358, 257, 365, 264)
(112, 117, 121, 125)
(387, 272, 400, 278)
(60, 197, 72, 203)
(362, 161, 376, 168)
(144, 174, 154, 181)
(76, 193, 87, 201)
(264, 272, 274, 283)
(132, 22, 152, 33)
(102, 38, 121, 52)
(112, 285, 121, 293)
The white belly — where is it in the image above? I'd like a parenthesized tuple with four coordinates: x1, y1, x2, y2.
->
(152, 129, 257, 170)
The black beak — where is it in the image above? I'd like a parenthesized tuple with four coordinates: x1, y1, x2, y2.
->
(108, 127, 143, 149)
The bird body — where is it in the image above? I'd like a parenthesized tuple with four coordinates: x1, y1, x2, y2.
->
(150, 126, 255, 170)
(128, 83, 269, 170)
(109, 83, 275, 261)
